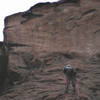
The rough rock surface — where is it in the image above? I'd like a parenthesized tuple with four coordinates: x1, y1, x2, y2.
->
(1, 0, 100, 100)
(0, 42, 8, 91)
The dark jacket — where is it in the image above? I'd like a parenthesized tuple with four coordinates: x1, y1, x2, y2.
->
(63, 67, 76, 79)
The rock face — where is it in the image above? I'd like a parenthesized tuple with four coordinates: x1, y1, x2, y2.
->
(1, 0, 100, 100)
(0, 42, 8, 91)
(4, 0, 100, 74)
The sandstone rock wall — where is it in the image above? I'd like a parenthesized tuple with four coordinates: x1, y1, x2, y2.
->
(0, 0, 100, 99)
(4, 0, 100, 56)
(3, 0, 100, 81)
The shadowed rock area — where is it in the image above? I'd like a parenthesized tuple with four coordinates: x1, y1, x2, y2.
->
(0, 42, 8, 91)
(0, 0, 100, 100)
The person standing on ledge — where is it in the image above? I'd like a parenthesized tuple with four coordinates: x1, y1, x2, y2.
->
(63, 64, 77, 94)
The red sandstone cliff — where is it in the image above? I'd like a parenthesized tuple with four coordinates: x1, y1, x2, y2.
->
(0, 0, 100, 100)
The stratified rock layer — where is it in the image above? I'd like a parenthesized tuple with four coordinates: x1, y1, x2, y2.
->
(1, 0, 100, 100)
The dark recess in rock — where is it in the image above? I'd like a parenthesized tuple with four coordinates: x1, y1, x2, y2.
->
(0, 42, 8, 92)
(20, 52, 45, 70)
(6, 70, 22, 86)
(82, 9, 96, 16)
(21, 11, 43, 24)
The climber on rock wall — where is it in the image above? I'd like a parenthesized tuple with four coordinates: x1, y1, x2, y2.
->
(63, 64, 77, 94)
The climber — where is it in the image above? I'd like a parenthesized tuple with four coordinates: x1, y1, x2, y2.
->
(63, 64, 77, 93)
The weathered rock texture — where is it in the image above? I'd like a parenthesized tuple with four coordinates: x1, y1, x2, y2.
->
(1, 0, 100, 100)
(0, 42, 8, 91)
